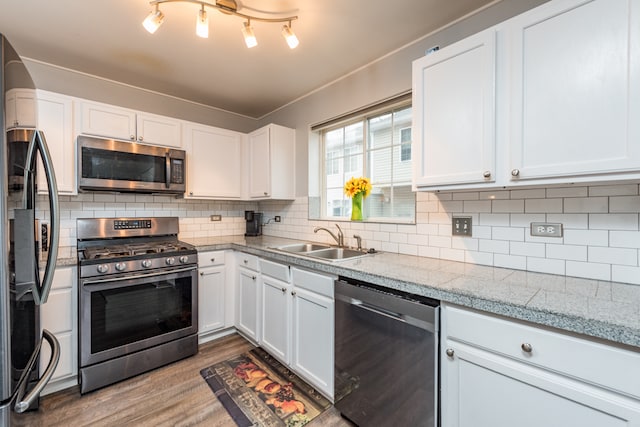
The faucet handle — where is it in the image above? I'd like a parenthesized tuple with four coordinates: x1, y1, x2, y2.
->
(334, 223, 344, 246)
(353, 234, 362, 251)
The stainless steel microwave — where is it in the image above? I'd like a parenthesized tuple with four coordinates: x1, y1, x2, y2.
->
(77, 135, 186, 194)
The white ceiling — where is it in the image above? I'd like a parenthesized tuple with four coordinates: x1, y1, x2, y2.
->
(0, 0, 495, 118)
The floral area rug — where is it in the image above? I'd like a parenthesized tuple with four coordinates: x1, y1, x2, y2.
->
(200, 347, 331, 427)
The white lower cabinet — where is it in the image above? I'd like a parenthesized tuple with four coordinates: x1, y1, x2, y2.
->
(259, 259, 335, 400)
(441, 303, 640, 427)
(198, 251, 232, 343)
(236, 253, 261, 343)
(40, 266, 77, 395)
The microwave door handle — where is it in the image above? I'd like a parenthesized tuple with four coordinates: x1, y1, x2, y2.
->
(14, 330, 60, 413)
(165, 152, 171, 188)
(28, 131, 60, 305)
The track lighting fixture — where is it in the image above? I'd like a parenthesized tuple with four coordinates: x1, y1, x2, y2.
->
(142, 5, 165, 34)
(196, 5, 208, 38)
(242, 21, 257, 48)
(142, 0, 300, 49)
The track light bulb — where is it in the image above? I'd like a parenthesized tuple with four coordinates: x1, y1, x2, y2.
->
(281, 24, 299, 49)
(242, 22, 257, 48)
(143, 6, 165, 34)
(196, 7, 209, 38)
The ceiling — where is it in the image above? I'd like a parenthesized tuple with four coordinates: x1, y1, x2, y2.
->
(0, 0, 495, 118)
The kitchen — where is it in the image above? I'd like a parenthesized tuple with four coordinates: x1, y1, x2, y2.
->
(2, 0, 640, 426)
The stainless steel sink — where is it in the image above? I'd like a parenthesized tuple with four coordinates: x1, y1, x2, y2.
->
(271, 243, 370, 261)
(305, 247, 368, 261)
(273, 243, 331, 253)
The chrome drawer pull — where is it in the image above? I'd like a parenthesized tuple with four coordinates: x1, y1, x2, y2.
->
(521, 343, 533, 353)
(445, 348, 455, 358)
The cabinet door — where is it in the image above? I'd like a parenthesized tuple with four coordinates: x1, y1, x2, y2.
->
(237, 266, 260, 342)
(291, 286, 334, 399)
(412, 29, 497, 188)
(40, 267, 77, 385)
(6, 89, 37, 129)
(199, 265, 226, 335)
(261, 276, 291, 364)
(36, 91, 76, 194)
(136, 112, 181, 148)
(80, 101, 136, 141)
(441, 340, 640, 427)
(508, 0, 640, 182)
(184, 123, 243, 199)
(248, 126, 271, 198)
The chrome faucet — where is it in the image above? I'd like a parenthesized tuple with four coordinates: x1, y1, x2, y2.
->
(314, 223, 344, 247)
(353, 234, 362, 251)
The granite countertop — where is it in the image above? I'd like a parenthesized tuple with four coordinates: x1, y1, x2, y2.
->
(184, 235, 640, 349)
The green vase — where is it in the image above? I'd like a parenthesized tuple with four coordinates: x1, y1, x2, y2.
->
(351, 192, 363, 221)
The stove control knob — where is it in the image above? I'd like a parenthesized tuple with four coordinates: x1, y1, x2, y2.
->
(166, 257, 176, 266)
(115, 262, 126, 272)
(179, 255, 189, 264)
(141, 259, 152, 268)
(97, 264, 109, 274)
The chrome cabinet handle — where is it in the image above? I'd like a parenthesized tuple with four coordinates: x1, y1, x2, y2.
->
(483, 171, 491, 178)
(211, 258, 215, 262)
(244, 259, 249, 264)
(511, 168, 520, 177)
(521, 343, 533, 353)
(252, 275, 256, 280)
(446, 348, 455, 358)
(281, 287, 286, 293)
(130, 135, 135, 140)
(291, 290, 296, 296)
(138, 136, 143, 141)
(263, 192, 268, 196)
(200, 272, 204, 276)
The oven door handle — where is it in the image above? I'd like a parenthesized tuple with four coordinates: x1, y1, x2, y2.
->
(81, 266, 197, 286)
(165, 152, 171, 188)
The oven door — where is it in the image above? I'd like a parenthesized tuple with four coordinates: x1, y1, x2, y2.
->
(79, 266, 198, 367)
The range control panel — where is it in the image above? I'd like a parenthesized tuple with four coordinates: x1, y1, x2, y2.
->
(114, 219, 152, 230)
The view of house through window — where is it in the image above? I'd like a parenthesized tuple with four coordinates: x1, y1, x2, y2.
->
(319, 103, 415, 222)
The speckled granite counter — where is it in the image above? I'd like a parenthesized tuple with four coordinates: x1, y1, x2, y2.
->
(184, 235, 640, 349)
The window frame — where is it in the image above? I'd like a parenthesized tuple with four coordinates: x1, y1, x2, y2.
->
(317, 100, 415, 224)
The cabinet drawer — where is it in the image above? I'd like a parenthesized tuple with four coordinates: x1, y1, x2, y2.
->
(260, 259, 290, 282)
(291, 268, 335, 298)
(237, 253, 259, 271)
(41, 288, 73, 333)
(198, 251, 225, 267)
(40, 331, 75, 380)
(444, 304, 640, 398)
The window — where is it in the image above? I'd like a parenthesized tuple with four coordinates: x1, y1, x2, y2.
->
(317, 102, 415, 222)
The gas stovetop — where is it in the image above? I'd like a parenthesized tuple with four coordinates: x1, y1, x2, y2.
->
(76, 217, 197, 278)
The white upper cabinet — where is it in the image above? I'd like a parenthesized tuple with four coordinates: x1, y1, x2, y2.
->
(247, 124, 295, 200)
(412, 0, 640, 190)
(5, 88, 37, 129)
(78, 100, 182, 148)
(183, 122, 243, 199)
(36, 90, 76, 194)
(412, 29, 497, 188)
(507, 0, 640, 183)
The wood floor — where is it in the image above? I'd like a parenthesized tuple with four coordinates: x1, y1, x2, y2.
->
(11, 334, 353, 427)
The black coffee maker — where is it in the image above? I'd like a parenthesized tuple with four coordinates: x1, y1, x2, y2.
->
(244, 211, 263, 236)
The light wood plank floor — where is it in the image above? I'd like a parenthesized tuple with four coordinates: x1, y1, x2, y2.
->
(11, 334, 353, 427)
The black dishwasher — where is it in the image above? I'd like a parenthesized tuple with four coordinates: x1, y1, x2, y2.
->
(334, 277, 439, 427)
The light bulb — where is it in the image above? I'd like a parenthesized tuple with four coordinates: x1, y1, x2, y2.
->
(242, 22, 257, 48)
(196, 8, 209, 38)
(281, 25, 299, 49)
(143, 8, 165, 34)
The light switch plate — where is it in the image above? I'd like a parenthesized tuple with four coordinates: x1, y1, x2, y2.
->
(452, 216, 472, 236)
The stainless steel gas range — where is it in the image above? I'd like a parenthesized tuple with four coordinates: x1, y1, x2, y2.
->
(76, 217, 198, 394)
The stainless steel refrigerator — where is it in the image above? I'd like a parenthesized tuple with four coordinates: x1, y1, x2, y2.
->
(1, 34, 61, 426)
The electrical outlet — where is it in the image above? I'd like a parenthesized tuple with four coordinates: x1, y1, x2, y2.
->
(274, 216, 281, 222)
(530, 222, 563, 237)
(452, 216, 472, 236)
(210, 215, 222, 222)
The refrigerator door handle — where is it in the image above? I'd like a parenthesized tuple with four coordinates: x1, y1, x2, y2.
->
(13, 329, 60, 413)
(23, 130, 59, 305)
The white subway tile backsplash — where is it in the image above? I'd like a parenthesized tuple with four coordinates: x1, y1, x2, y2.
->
(452, 192, 480, 201)
(524, 198, 563, 213)
(479, 239, 510, 254)
(566, 261, 611, 281)
(588, 247, 638, 266)
(527, 257, 565, 275)
(611, 265, 640, 285)
(589, 184, 639, 197)
(492, 199, 524, 213)
(546, 187, 588, 198)
(610, 231, 640, 249)
(465, 251, 494, 266)
(546, 244, 587, 261)
(510, 189, 546, 199)
(589, 214, 638, 230)
(479, 213, 510, 226)
(564, 197, 608, 213)
(510, 213, 546, 227)
(610, 196, 640, 213)
(463, 200, 492, 212)
(510, 241, 545, 258)
(546, 213, 588, 229)
(494, 254, 527, 270)
(563, 229, 609, 246)
(492, 227, 524, 241)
